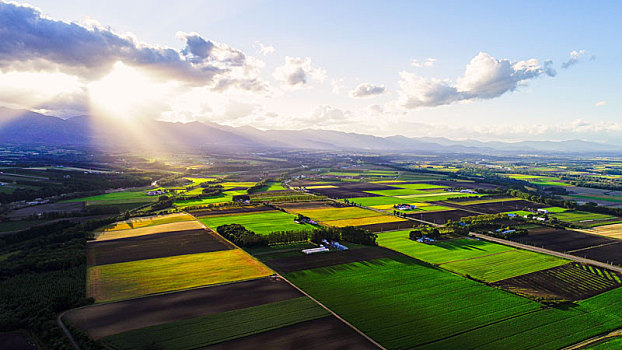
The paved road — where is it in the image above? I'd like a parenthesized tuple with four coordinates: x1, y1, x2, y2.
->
(469, 232, 622, 273)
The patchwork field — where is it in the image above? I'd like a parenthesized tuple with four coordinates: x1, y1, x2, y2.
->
(87, 249, 273, 302)
(584, 223, 622, 239)
(286, 206, 383, 222)
(407, 209, 477, 224)
(511, 226, 622, 265)
(287, 256, 622, 349)
(377, 231, 567, 281)
(100, 213, 195, 231)
(492, 263, 622, 300)
(550, 210, 617, 224)
(87, 228, 233, 265)
(93, 220, 205, 241)
(199, 210, 315, 235)
(323, 215, 407, 227)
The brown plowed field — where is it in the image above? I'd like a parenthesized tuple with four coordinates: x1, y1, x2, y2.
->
(203, 316, 379, 350)
(265, 247, 402, 273)
(307, 187, 380, 199)
(407, 209, 475, 224)
(87, 228, 233, 266)
(64, 278, 301, 339)
(492, 263, 622, 300)
(461, 200, 547, 214)
(510, 227, 615, 252)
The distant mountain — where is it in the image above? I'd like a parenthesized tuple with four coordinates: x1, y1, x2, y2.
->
(1, 107, 621, 155)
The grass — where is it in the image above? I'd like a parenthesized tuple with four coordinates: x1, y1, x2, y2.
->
(174, 193, 233, 207)
(585, 337, 622, 349)
(289, 207, 383, 221)
(87, 249, 272, 302)
(63, 190, 157, 204)
(377, 231, 514, 264)
(550, 211, 615, 223)
(346, 196, 411, 206)
(100, 297, 328, 350)
(93, 221, 205, 241)
(199, 211, 315, 235)
(256, 182, 287, 192)
(541, 206, 568, 213)
(439, 249, 568, 282)
(287, 257, 622, 350)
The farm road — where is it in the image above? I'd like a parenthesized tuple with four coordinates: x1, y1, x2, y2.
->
(469, 232, 622, 274)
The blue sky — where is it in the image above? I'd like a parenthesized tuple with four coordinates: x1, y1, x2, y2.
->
(1, 0, 621, 143)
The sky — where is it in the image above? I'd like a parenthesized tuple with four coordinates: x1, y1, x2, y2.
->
(0, 0, 621, 144)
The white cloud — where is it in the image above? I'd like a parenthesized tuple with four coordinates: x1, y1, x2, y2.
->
(411, 58, 436, 67)
(273, 56, 326, 88)
(331, 78, 345, 94)
(349, 83, 386, 98)
(398, 52, 556, 108)
(254, 41, 275, 55)
(562, 49, 587, 69)
(595, 100, 607, 107)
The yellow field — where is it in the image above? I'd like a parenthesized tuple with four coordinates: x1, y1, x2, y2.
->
(584, 223, 622, 239)
(87, 249, 273, 302)
(94, 220, 204, 241)
(305, 185, 338, 189)
(102, 212, 195, 232)
(324, 215, 407, 227)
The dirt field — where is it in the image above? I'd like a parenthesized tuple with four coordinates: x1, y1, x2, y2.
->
(510, 227, 615, 252)
(87, 229, 233, 266)
(492, 263, 621, 300)
(407, 209, 475, 224)
(577, 242, 622, 266)
(277, 200, 345, 210)
(204, 316, 378, 350)
(264, 247, 402, 273)
(456, 200, 546, 214)
(65, 278, 301, 339)
(308, 187, 381, 199)
(7, 201, 85, 219)
(93, 220, 205, 241)
(424, 180, 501, 191)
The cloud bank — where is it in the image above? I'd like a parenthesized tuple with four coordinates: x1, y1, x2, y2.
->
(0, 1, 264, 90)
(398, 52, 556, 108)
(273, 56, 326, 87)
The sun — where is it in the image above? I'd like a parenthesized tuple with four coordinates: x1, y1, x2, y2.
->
(87, 62, 171, 120)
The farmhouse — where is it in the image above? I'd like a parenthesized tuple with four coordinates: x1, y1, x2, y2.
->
(147, 189, 167, 196)
(302, 247, 330, 254)
(537, 208, 549, 214)
(394, 204, 417, 211)
(460, 189, 478, 194)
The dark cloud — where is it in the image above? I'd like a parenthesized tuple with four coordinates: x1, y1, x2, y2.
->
(0, 2, 262, 89)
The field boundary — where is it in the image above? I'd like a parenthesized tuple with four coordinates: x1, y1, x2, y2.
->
(277, 273, 385, 350)
(57, 311, 80, 350)
(469, 232, 622, 273)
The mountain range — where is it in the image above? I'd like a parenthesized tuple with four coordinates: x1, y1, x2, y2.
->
(1, 107, 621, 155)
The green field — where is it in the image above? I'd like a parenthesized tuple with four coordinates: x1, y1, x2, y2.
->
(199, 211, 315, 235)
(541, 206, 568, 213)
(100, 297, 328, 350)
(346, 196, 411, 206)
(395, 192, 481, 202)
(365, 188, 440, 197)
(63, 190, 157, 204)
(287, 256, 622, 349)
(87, 249, 272, 302)
(174, 193, 234, 207)
(440, 249, 568, 282)
(377, 231, 514, 264)
(570, 195, 622, 203)
(0, 220, 49, 233)
(377, 231, 567, 282)
(550, 211, 615, 223)
(256, 182, 287, 192)
(290, 207, 383, 222)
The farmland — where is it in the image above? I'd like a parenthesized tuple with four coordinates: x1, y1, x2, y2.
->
(583, 223, 622, 239)
(287, 255, 622, 349)
(93, 220, 205, 241)
(87, 249, 273, 302)
(377, 231, 567, 281)
(199, 210, 315, 235)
